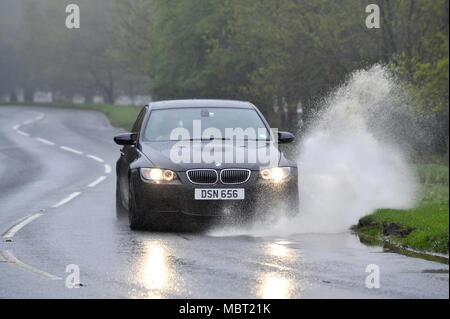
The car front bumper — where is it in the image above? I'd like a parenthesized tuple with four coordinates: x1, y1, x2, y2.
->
(130, 169, 299, 221)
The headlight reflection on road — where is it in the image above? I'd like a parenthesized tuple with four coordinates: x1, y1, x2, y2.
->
(140, 241, 171, 296)
(259, 241, 295, 298)
(260, 274, 291, 299)
(267, 243, 291, 259)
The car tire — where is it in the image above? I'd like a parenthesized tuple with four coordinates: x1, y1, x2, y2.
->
(128, 183, 145, 230)
(115, 179, 127, 218)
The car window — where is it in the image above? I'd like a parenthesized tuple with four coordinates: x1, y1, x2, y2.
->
(143, 107, 270, 141)
(132, 107, 147, 133)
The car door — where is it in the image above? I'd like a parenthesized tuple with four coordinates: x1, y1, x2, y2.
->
(117, 106, 148, 205)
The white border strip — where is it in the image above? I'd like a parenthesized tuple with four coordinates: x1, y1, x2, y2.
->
(17, 130, 29, 137)
(87, 154, 104, 163)
(2, 214, 43, 239)
(0, 250, 61, 280)
(88, 176, 107, 188)
(60, 146, 83, 155)
(51, 192, 81, 208)
(35, 137, 55, 146)
(104, 164, 112, 174)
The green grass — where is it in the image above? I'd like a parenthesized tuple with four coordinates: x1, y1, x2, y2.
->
(1, 102, 141, 130)
(356, 164, 449, 254)
(414, 163, 449, 184)
(84, 103, 141, 130)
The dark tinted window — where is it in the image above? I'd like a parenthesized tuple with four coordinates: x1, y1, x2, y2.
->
(132, 107, 147, 132)
(143, 107, 270, 141)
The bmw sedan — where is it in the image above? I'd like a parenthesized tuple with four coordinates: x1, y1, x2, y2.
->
(114, 99, 298, 230)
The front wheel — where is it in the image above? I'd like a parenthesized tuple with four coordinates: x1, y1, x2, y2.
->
(128, 183, 145, 230)
(115, 179, 128, 218)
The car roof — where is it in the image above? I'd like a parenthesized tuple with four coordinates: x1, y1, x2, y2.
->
(148, 99, 254, 110)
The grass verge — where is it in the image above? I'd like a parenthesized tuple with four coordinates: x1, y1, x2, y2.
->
(1, 102, 141, 130)
(354, 164, 449, 254)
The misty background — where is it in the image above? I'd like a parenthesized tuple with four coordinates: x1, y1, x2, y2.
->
(0, 0, 448, 160)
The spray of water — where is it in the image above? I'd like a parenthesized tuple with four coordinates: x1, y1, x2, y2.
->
(210, 64, 418, 236)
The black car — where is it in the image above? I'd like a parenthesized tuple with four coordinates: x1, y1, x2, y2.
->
(114, 99, 298, 230)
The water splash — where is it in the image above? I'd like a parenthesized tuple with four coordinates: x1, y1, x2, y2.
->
(210, 64, 418, 236)
(294, 64, 418, 233)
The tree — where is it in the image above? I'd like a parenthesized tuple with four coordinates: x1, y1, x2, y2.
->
(392, 0, 449, 156)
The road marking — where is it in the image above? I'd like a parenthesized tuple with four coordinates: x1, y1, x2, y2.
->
(12, 124, 20, 131)
(87, 154, 104, 163)
(104, 164, 112, 174)
(35, 113, 44, 121)
(35, 137, 55, 146)
(17, 130, 30, 137)
(0, 250, 61, 280)
(22, 120, 32, 125)
(51, 192, 81, 208)
(2, 214, 44, 239)
(88, 176, 107, 188)
(60, 146, 83, 155)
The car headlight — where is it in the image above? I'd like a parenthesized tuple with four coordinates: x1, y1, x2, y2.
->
(260, 167, 291, 183)
(141, 168, 176, 183)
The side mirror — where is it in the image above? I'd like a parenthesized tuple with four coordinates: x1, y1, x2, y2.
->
(114, 133, 137, 146)
(278, 131, 295, 144)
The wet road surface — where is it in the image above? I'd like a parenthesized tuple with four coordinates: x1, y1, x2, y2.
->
(0, 105, 448, 298)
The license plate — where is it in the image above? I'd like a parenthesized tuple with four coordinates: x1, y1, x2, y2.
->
(195, 188, 245, 200)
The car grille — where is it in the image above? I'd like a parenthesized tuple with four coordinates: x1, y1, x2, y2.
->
(220, 169, 251, 184)
(187, 169, 218, 184)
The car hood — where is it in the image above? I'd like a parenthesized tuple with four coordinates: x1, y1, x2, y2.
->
(140, 141, 285, 171)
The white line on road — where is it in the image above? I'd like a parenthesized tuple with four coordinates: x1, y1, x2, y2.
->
(12, 124, 20, 131)
(35, 113, 44, 121)
(17, 130, 30, 137)
(35, 137, 55, 146)
(2, 214, 44, 239)
(0, 250, 61, 280)
(104, 164, 112, 174)
(87, 154, 104, 163)
(88, 176, 107, 188)
(60, 146, 83, 155)
(22, 120, 32, 125)
(51, 192, 81, 208)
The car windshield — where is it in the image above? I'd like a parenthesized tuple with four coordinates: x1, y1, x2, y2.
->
(143, 107, 270, 141)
